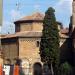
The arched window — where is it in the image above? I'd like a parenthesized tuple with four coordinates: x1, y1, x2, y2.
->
(33, 62, 42, 75)
(36, 41, 40, 47)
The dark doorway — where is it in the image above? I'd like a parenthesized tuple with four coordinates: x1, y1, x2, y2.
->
(33, 62, 42, 75)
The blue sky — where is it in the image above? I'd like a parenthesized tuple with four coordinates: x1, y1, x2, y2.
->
(1, 0, 73, 34)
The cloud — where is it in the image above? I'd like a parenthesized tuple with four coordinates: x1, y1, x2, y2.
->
(34, 4, 41, 11)
(1, 21, 15, 34)
(1, 9, 25, 34)
(34, 4, 40, 8)
(57, 0, 72, 5)
(53, 0, 73, 27)
(54, 0, 72, 14)
(10, 9, 22, 21)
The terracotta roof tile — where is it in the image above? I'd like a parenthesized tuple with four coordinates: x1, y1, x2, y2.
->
(0, 30, 69, 39)
(17, 12, 44, 21)
(0, 31, 42, 39)
(60, 28, 69, 34)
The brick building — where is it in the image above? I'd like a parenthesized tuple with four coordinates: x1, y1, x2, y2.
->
(0, 0, 75, 74)
(0, 12, 69, 74)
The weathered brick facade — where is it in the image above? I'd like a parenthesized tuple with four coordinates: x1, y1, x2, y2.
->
(0, 7, 74, 74)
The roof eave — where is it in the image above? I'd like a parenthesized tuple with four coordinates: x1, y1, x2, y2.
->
(14, 20, 43, 25)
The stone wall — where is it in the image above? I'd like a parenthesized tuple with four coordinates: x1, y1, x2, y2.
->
(20, 23, 32, 31)
(20, 22, 43, 32)
(0, 41, 3, 64)
(17, 22, 61, 32)
(72, 1, 75, 30)
(32, 22, 43, 31)
(19, 37, 42, 75)
(19, 38, 41, 65)
(1, 38, 18, 64)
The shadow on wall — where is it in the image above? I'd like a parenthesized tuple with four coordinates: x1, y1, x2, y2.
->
(60, 38, 74, 66)
(59, 38, 75, 75)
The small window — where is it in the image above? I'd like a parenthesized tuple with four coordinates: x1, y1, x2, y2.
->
(36, 41, 40, 47)
(5, 59, 11, 65)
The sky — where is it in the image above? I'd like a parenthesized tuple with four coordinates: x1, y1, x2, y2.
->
(0, 0, 73, 34)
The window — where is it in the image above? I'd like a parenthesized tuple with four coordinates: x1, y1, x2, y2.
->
(36, 41, 40, 47)
(5, 59, 11, 65)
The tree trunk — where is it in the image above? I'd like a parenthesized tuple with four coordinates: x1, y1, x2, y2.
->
(48, 62, 54, 75)
(51, 62, 54, 75)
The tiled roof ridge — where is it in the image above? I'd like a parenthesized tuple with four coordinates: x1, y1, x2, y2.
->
(15, 12, 44, 21)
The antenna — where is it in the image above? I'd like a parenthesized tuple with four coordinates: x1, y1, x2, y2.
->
(16, 0, 21, 11)
(10, 0, 21, 34)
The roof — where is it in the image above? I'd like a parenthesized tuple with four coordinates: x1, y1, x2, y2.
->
(60, 28, 69, 34)
(0, 29, 69, 39)
(0, 31, 42, 39)
(14, 12, 63, 27)
(15, 12, 44, 23)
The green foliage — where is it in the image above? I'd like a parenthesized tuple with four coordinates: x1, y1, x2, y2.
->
(40, 7, 60, 74)
(59, 62, 73, 75)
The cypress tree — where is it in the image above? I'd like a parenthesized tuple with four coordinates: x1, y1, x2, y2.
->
(40, 7, 60, 75)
